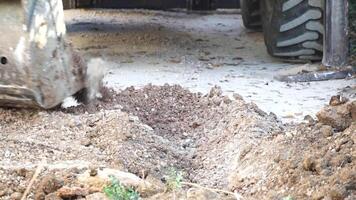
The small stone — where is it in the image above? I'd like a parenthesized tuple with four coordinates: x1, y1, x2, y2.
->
(315, 159, 329, 174)
(208, 86, 222, 97)
(316, 101, 353, 131)
(233, 93, 243, 101)
(273, 155, 281, 163)
(187, 188, 219, 200)
(45, 193, 62, 200)
(304, 115, 315, 124)
(182, 139, 193, 148)
(269, 112, 278, 120)
(320, 125, 333, 137)
(81, 138, 92, 147)
(128, 116, 139, 122)
(35, 175, 64, 200)
(85, 193, 109, 200)
(57, 187, 89, 199)
(190, 122, 201, 129)
(330, 154, 352, 167)
(0, 190, 6, 197)
(312, 191, 324, 200)
(89, 168, 98, 177)
(329, 95, 348, 106)
(16, 168, 27, 177)
(303, 157, 316, 171)
(320, 169, 332, 176)
(211, 97, 222, 106)
(328, 189, 345, 200)
(347, 100, 356, 120)
(223, 96, 232, 104)
(10, 192, 22, 200)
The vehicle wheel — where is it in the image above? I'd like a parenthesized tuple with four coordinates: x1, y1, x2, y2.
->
(261, 0, 324, 61)
(241, 0, 262, 30)
(62, 0, 76, 9)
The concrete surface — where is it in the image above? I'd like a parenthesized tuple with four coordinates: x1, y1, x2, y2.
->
(64, 9, 355, 122)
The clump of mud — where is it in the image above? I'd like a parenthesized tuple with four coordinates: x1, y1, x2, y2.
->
(0, 85, 355, 200)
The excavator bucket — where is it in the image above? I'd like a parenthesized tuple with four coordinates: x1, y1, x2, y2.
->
(0, 0, 86, 109)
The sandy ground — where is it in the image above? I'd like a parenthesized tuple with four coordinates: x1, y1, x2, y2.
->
(64, 9, 355, 122)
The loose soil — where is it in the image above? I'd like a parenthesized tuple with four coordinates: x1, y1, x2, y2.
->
(0, 85, 355, 200)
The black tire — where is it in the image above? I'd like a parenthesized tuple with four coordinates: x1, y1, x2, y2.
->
(261, 0, 324, 61)
(241, 0, 262, 30)
(62, 0, 76, 9)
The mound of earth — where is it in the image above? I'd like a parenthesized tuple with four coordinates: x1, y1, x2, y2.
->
(0, 85, 354, 200)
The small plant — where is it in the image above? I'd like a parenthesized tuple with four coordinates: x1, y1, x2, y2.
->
(165, 168, 183, 192)
(282, 196, 294, 200)
(104, 176, 140, 200)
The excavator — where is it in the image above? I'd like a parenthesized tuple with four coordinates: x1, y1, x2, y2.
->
(0, 0, 351, 109)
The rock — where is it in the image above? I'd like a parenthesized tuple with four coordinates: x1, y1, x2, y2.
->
(191, 122, 201, 129)
(146, 191, 186, 200)
(330, 154, 352, 167)
(208, 86, 222, 97)
(315, 158, 329, 174)
(89, 167, 98, 177)
(212, 96, 222, 106)
(304, 115, 315, 124)
(57, 187, 89, 199)
(347, 100, 356, 120)
(0, 190, 6, 197)
(77, 168, 162, 198)
(35, 175, 64, 200)
(233, 93, 244, 101)
(10, 192, 22, 200)
(81, 138, 92, 147)
(303, 157, 316, 171)
(319, 125, 333, 137)
(223, 96, 232, 104)
(316, 101, 353, 131)
(329, 95, 348, 106)
(15, 168, 27, 177)
(249, 103, 267, 117)
(327, 189, 345, 200)
(44, 193, 62, 200)
(186, 188, 219, 200)
(311, 191, 324, 200)
(85, 193, 109, 200)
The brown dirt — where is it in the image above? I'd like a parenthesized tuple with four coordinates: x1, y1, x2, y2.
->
(0, 85, 355, 200)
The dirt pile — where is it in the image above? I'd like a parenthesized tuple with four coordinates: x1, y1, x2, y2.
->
(228, 102, 355, 200)
(0, 85, 355, 200)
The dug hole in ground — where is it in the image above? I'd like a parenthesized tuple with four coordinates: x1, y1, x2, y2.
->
(0, 9, 355, 200)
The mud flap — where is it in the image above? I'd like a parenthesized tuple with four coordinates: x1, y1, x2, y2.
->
(0, 0, 86, 109)
(322, 0, 349, 67)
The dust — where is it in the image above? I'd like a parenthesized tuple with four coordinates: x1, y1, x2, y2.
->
(85, 58, 106, 100)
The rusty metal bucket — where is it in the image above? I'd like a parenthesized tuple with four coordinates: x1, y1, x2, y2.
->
(0, 0, 86, 109)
